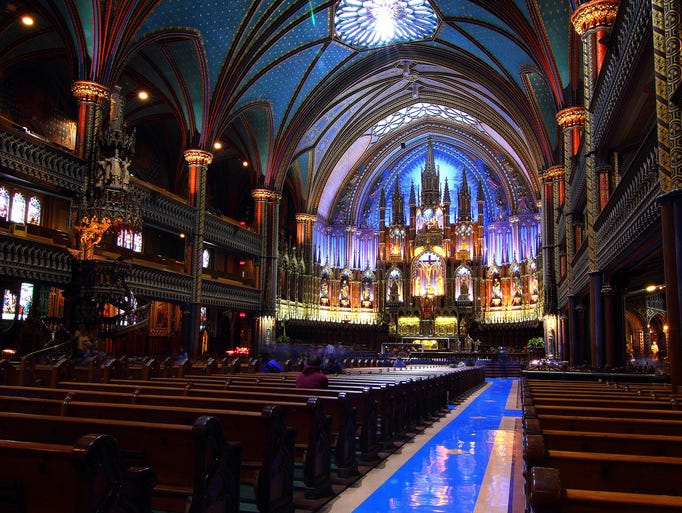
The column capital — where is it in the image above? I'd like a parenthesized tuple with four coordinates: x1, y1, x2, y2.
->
(251, 188, 282, 202)
(72, 80, 110, 104)
(556, 106, 586, 130)
(540, 165, 565, 183)
(601, 285, 616, 295)
(571, 0, 620, 36)
(183, 149, 213, 166)
(295, 213, 317, 224)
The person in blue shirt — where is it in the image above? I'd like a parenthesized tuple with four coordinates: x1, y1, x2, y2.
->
(262, 358, 283, 373)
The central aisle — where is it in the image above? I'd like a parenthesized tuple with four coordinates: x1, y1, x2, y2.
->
(321, 378, 522, 513)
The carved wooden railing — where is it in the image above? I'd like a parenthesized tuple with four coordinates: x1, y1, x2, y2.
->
(591, 0, 652, 146)
(595, 129, 659, 269)
(0, 233, 73, 285)
(0, 124, 84, 191)
(205, 213, 261, 255)
(202, 278, 261, 310)
(127, 265, 194, 303)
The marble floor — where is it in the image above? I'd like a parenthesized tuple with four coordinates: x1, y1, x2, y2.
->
(319, 378, 524, 513)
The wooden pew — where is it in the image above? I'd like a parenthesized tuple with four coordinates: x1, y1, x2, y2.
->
(0, 382, 359, 477)
(0, 433, 156, 513)
(524, 412, 682, 436)
(127, 374, 399, 447)
(523, 433, 682, 495)
(524, 403, 682, 421)
(0, 412, 248, 513)
(529, 466, 682, 513)
(0, 393, 330, 502)
(57, 379, 379, 463)
(535, 429, 682, 457)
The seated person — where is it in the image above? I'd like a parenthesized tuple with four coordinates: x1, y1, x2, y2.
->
(321, 356, 343, 375)
(296, 355, 328, 388)
(393, 356, 407, 368)
(262, 358, 284, 373)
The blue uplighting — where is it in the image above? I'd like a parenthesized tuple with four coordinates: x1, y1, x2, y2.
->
(353, 379, 518, 513)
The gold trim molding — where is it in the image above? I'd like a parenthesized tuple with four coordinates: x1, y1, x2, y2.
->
(540, 165, 565, 182)
(183, 149, 213, 166)
(71, 81, 110, 104)
(556, 106, 586, 130)
(252, 189, 282, 202)
(296, 213, 317, 223)
(571, 0, 620, 36)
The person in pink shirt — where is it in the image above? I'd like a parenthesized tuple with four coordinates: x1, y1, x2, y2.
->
(296, 355, 329, 388)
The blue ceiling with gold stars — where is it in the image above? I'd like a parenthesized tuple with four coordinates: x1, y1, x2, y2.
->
(1, 0, 578, 221)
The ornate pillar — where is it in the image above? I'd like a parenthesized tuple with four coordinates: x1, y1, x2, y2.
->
(71, 81, 110, 162)
(598, 164, 613, 211)
(575, 303, 587, 366)
(252, 188, 282, 320)
(652, 0, 682, 391)
(183, 149, 213, 357)
(602, 285, 616, 368)
(556, 107, 586, 297)
(540, 165, 564, 315)
(572, 1, 618, 371)
(296, 213, 317, 306)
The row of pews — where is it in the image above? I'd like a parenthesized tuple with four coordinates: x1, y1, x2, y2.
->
(521, 376, 682, 513)
(0, 356, 485, 513)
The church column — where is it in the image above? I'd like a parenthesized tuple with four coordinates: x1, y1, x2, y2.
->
(572, 0, 618, 370)
(71, 81, 110, 162)
(252, 189, 282, 347)
(540, 166, 563, 316)
(652, 0, 682, 390)
(556, 107, 586, 365)
(602, 285, 616, 368)
(296, 213, 317, 307)
(597, 164, 612, 211)
(183, 149, 212, 358)
(575, 303, 587, 365)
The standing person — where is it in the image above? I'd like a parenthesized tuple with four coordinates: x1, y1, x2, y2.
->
(497, 346, 509, 378)
(296, 355, 329, 388)
(178, 347, 189, 363)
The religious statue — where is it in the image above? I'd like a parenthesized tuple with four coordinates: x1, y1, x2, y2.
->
(420, 295, 434, 320)
(491, 276, 502, 306)
(388, 276, 400, 303)
(320, 276, 329, 305)
(361, 279, 372, 308)
(339, 276, 350, 307)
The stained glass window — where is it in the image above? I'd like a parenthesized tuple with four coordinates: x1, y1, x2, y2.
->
(117, 229, 142, 252)
(335, 0, 438, 49)
(1, 283, 33, 320)
(27, 196, 41, 225)
(10, 192, 25, 223)
(2, 289, 16, 320)
(0, 187, 8, 220)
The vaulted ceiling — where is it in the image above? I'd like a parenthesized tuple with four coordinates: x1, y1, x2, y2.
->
(1, 0, 579, 228)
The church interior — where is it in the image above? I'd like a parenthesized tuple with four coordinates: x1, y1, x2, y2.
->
(0, 0, 681, 511)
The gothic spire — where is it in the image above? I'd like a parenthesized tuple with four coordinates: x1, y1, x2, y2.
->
(458, 169, 471, 221)
(391, 180, 405, 224)
(420, 136, 440, 207)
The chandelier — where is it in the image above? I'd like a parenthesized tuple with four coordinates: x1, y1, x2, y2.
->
(335, 0, 439, 49)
